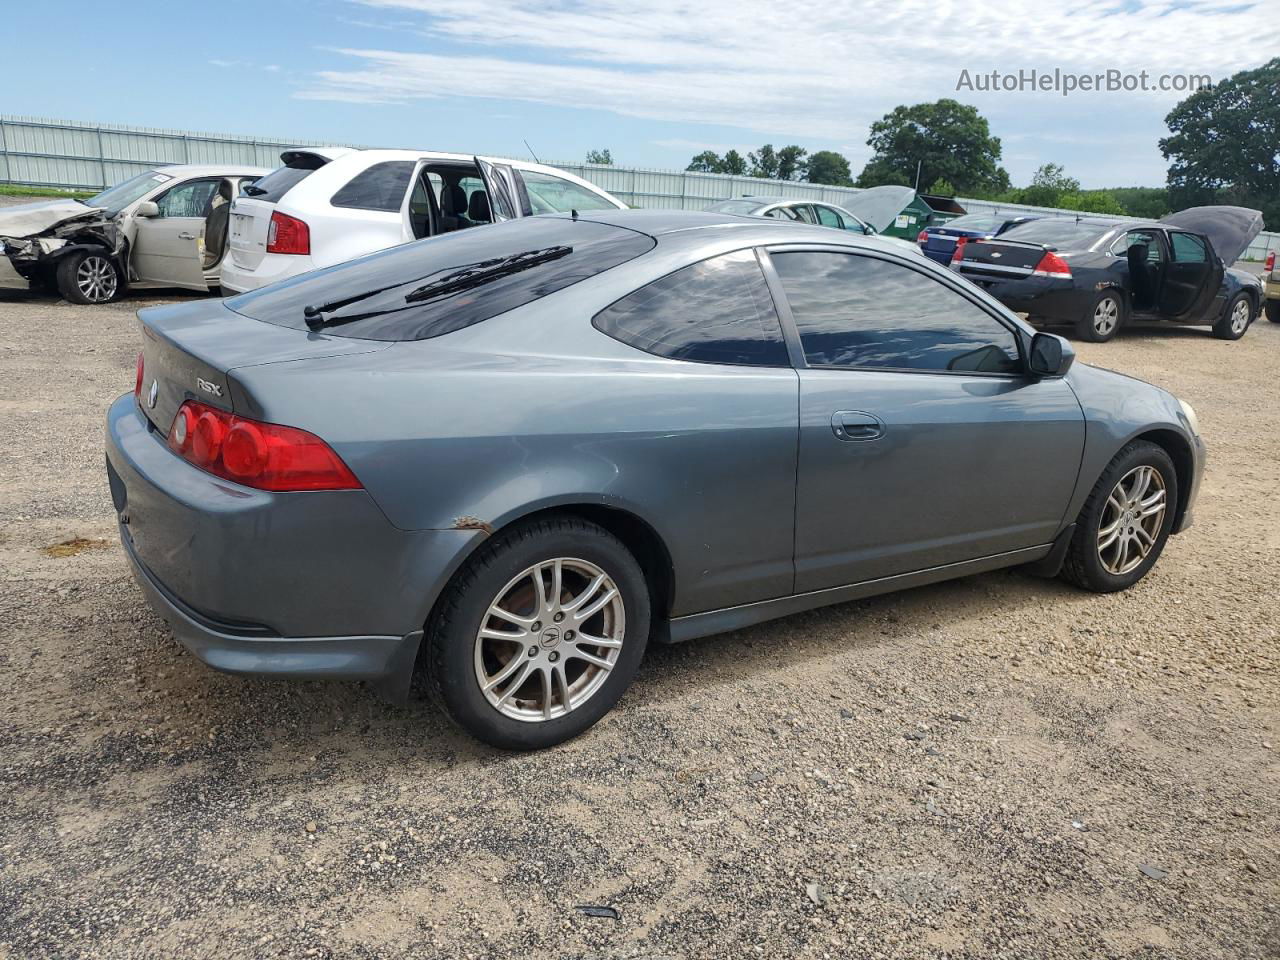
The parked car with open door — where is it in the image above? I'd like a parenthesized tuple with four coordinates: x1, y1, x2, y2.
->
(0, 164, 268, 304)
(949, 206, 1265, 342)
(219, 149, 626, 293)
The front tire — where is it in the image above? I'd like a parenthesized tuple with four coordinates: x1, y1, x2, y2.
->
(56, 249, 123, 304)
(423, 517, 650, 750)
(1061, 441, 1178, 593)
(1075, 290, 1124, 343)
(1212, 293, 1253, 340)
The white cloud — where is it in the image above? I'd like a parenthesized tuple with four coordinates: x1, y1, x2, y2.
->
(298, 0, 1278, 180)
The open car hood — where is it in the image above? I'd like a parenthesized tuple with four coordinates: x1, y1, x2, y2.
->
(0, 199, 105, 239)
(1160, 205, 1263, 265)
(839, 186, 916, 234)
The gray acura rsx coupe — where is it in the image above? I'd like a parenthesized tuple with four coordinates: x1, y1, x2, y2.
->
(106, 210, 1205, 749)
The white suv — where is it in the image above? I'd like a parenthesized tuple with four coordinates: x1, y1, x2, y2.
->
(219, 149, 625, 293)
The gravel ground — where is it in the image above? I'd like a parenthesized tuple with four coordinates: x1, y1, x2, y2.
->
(0, 273, 1277, 958)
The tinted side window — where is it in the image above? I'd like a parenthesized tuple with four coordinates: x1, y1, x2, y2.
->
(1170, 232, 1207, 262)
(772, 251, 1022, 374)
(331, 161, 415, 212)
(593, 249, 789, 367)
(815, 206, 841, 228)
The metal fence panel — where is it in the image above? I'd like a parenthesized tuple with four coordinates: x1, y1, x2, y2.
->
(3, 114, 1276, 260)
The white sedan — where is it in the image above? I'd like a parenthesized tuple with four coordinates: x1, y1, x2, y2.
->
(0, 164, 268, 304)
(220, 149, 626, 293)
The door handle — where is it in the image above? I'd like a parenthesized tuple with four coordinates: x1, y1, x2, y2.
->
(831, 410, 884, 441)
(177, 232, 197, 240)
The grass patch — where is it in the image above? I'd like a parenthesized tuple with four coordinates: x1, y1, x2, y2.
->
(0, 184, 96, 200)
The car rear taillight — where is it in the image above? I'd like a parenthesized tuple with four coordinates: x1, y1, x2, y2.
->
(1031, 250, 1073, 279)
(950, 236, 969, 263)
(266, 211, 310, 255)
(134, 352, 144, 399)
(916, 229, 929, 244)
(1266, 251, 1276, 272)
(166, 401, 360, 491)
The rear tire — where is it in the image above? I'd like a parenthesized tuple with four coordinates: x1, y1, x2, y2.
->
(1075, 290, 1124, 342)
(1061, 441, 1178, 593)
(56, 249, 123, 305)
(1212, 293, 1252, 340)
(1265, 300, 1279, 324)
(423, 517, 650, 750)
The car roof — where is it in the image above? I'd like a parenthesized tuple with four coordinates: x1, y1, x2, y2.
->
(566, 208, 910, 255)
(151, 163, 271, 177)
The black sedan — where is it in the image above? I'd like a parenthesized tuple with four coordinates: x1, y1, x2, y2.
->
(950, 207, 1265, 342)
(917, 212, 1040, 264)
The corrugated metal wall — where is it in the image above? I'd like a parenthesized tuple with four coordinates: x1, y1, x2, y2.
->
(3, 114, 1277, 260)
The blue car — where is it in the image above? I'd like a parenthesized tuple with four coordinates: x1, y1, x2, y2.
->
(918, 213, 1040, 264)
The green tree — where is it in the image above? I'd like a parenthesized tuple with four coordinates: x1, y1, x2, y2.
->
(686, 151, 724, 173)
(804, 150, 852, 186)
(720, 149, 748, 176)
(1160, 57, 1280, 226)
(1013, 163, 1082, 207)
(1058, 190, 1127, 215)
(924, 177, 955, 197)
(1107, 187, 1171, 219)
(855, 99, 1010, 195)
(749, 144, 780, 179)
(776, 145, 808, 181)
(585, 148, 613, 165)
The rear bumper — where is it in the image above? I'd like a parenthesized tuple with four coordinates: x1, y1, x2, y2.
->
(953, 268, 1080, 320)
(105, 391, 481, 697)
(219, 252, 315, 293)
(121, 527, 421, 691)
(1265, 275, 1279, 301)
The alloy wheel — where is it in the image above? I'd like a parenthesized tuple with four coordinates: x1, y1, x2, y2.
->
(1093, 297, 1119, 337)
(76, 255, 118, 303)
(473, 557, 625, 723)
(1229, 298, 1250, 336)
(1096, 465, 1167, 575)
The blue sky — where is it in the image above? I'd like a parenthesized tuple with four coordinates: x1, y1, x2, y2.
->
(7, 0, 1276, 188)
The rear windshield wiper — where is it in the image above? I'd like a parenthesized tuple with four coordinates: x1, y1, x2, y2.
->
(241, 184, 267, 196)
(303, 245, 572, 330)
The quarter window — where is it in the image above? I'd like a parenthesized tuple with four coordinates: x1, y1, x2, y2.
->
(772, 251, 1022, 374)
(1170, 232, 1208, 263)
(593, 249, 789, 366)
(521, 169, 616, 214)
(330, 161, 415, 212)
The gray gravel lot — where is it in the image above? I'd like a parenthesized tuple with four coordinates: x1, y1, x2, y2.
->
(0, 273, 1277, 958)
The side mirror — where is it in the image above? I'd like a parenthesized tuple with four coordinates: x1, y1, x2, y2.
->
(1028, 332, 1075, 377)
(863, 224, 875, 235)
(134, 201, 160, 218)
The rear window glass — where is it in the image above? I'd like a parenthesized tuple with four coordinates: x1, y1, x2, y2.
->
(999, 219, 1113, 248)
(593, 249, 788, 366)
(942, 215, 1004, 232)
(226, 217, 654, 341)
(242, 163, 324, 203)
(330, 161, 415, 212)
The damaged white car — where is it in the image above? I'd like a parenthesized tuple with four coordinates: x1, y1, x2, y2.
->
(0, 164, 268, 304)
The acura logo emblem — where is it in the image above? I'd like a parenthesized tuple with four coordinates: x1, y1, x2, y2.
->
(147, 380, 158, 409)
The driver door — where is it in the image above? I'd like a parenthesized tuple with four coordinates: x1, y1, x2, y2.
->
(131, 178, 221, 289)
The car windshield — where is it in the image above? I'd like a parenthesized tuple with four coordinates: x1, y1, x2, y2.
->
(943, 215, 1005, 232)
(999, 219, 1114, 249)
(706, 200, 761, 215)
(82, 170, 175, 216)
